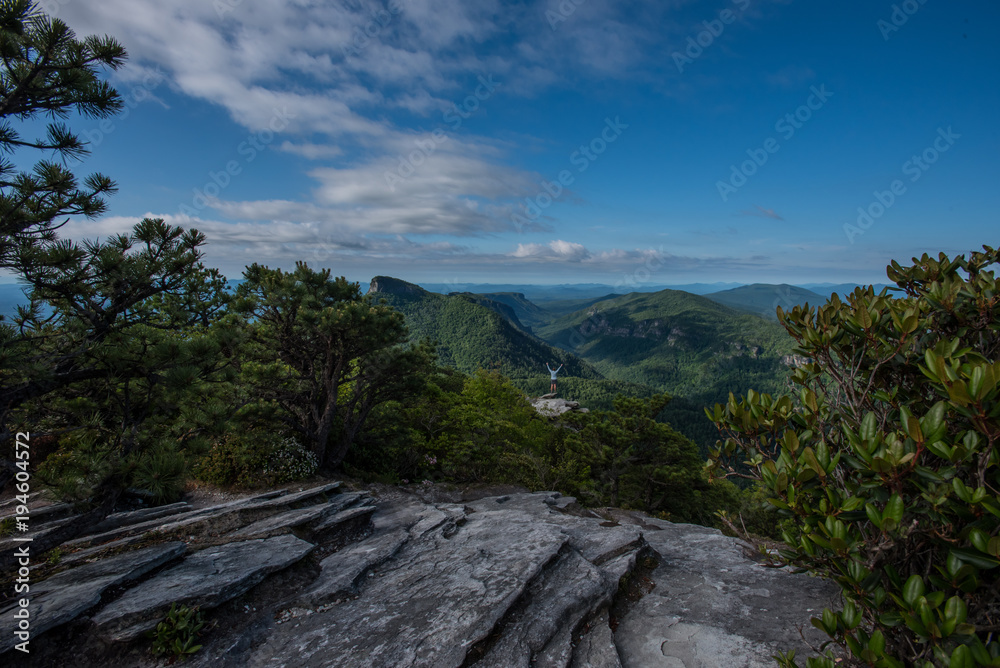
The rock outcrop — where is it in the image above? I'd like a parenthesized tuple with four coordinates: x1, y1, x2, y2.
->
(0, 483, 838, 667)
(530, 393, 590, 417)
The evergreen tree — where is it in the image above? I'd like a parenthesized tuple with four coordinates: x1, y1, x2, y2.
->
(233, 262, 434, 468)
(0, 0, 125, 264)
(0, 3, 236, 562)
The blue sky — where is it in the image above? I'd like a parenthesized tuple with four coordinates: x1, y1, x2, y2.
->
(29, 0, 1000, 286)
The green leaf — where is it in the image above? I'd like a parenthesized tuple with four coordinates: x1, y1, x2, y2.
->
(866, 503, 883, 529)
(841, 496, 863, 512)
(944, 595, 968, 626)
(947, 381, 972, 407)
(903, 574, 925, 605)
(969, 366, 985, 401)
(969, 528, 989, 553)
(869, 629, 886, 654)
(784, 430, 800, 453)
(953, 478, 973, 503)
(988, 537, 1000, 558)
(926, 441, 954, 461)
(841, 600, 862, 629)
(951, 548, 1000, 570)
(950, 644, 971, 668)
(883, 495, 904, 524)
(921, 401, 949, 442)
(860, 412, 878, 442)
(822, 608, 837, 634)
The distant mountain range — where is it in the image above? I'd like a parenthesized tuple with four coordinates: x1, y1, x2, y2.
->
(798, 283, 893, 297)
(536, 289, 795, 401)
(0, 273, 890, 453)
(368, 277, 806, 452)
(418, 281, 890, 301)
(703, 284, 826, 320)
(419, 282, 745, 300)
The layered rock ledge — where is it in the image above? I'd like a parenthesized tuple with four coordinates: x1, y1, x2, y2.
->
(0, 483, 838, 667)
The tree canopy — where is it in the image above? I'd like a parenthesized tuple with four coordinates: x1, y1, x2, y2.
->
(0, 0, 125, 263)
(709, 247, 1000, 667)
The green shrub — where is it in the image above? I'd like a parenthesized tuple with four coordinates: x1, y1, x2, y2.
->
(147, 603, 206, 661)
(717, 481, 792, 542)
(34, 430, 118, 502)
(129, 445, 188, 504)
(708, 247, 1000, 667)
(193, 431, 318, 488)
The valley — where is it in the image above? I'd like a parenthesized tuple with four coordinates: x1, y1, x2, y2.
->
(369, 276, 846, 453)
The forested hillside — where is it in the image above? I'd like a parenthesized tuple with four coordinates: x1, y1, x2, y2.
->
(537, 289, 796, 409)
(367, 277, 667, 410)
(369, 278, 798, 452)
(465, 292, 550, 331)
(368, 276, 599, 379)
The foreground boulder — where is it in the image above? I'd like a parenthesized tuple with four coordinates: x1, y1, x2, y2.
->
(0, 483, 838, 667)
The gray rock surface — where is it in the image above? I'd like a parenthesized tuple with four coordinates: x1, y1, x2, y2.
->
(571, 609, 622, 668)
(475, 548, 611, 668)
(296, 528, 409, 607)
(612, 517, 839, 668)
(92, 534, 315, 642)
(0, 542, 186, 654)
(308, 504, 377, 541)
(530, 396, 590, 417)
(225, 502, 345, 540)
(89, 502, 192, 535)
(0, 483, 840, 668)
(248, 509, 570, 667)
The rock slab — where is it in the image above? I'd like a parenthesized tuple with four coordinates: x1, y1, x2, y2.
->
(0, 542, 186, 654)
(612, 518, 839, 668)
(248, 509, 570, 668)
(92, 534, 315, 642)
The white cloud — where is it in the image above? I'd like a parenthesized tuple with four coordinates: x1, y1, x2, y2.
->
(511, 240, 590, 261)
(277, 142, 344, 160)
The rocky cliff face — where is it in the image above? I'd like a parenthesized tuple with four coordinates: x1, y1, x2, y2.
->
(0, 483, 837, 667)
(367, 276, 428, 298)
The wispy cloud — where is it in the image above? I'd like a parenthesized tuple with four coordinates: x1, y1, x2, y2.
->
(740, 205, 785, 221)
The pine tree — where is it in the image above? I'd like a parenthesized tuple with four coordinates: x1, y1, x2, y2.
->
(0, 0, 125, 264)
(234, 262, 434, 468)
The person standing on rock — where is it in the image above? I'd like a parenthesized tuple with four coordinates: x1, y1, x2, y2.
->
(546, 362, 563, 393)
